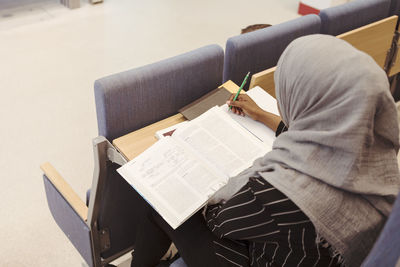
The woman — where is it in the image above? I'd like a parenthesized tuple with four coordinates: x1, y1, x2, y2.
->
(131, 34, 400, 267)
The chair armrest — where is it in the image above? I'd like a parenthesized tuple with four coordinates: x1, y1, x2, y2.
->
(40, 162, 88, 221)
(249, 67, 276, 98)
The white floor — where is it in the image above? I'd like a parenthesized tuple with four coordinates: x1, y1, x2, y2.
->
(0, 0, 299, 266)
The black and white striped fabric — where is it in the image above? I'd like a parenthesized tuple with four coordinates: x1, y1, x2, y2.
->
(204, 121, 342, 267)
(205, 177, 342, 267)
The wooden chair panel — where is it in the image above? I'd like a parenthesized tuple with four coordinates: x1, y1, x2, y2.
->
(338, 16, 397, 69)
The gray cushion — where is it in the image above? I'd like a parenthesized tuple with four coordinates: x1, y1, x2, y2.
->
(94, 45, 224, 141)
(319, 0, 391, 36)
(223, 15, 321, 90)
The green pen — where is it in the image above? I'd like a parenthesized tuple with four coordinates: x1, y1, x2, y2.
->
(229, 71, 250, 110)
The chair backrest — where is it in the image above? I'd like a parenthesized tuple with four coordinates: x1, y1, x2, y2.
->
(249, 16, 398, 96)
(319, 0, 391, 35)
(361, 192, 400, 267)
(223, 14, 321, 91)
(94, 44, 224, 141)
(43, 46, 224, 267)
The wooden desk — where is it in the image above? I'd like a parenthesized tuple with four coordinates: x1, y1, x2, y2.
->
(113, 80, 239, 161)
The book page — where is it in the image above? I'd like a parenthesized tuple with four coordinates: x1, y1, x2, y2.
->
(220, 86, 279, 148)
(247, 86, 279, 114)
(173, 107, 269, 177)
(221, 104, 276, 148)
(117, 137, 228, 229)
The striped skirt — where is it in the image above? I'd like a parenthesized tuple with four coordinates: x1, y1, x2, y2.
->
(205, 176, 343, 267)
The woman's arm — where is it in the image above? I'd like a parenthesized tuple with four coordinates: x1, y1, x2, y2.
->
(227, 94, 281, 132)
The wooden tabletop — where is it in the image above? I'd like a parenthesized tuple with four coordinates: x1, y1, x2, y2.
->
(113, 80, 239, 161)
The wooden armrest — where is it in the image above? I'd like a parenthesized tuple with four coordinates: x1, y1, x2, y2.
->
(113, 114, 186, 160)
(219, 80, 240, 93)
(41, 162, 88, 221)
(249, 67, 276, 98)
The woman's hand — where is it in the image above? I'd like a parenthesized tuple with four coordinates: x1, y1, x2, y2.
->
(227, 94, 265, 121)
(227, 93, 282, 132)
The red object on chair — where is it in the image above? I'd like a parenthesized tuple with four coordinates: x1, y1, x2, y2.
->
(298, 0, 349, 16)
(298, 1, 321, 15)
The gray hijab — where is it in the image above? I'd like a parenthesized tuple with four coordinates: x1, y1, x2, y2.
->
(211, 34, 400, 266)
(273, 34, 399, 197)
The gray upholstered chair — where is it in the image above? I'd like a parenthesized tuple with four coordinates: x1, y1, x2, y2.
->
(222, 14, 321, 91)
(94, 44, 224, 141)
(42, 44, 224, 267)
(361, 192, 400, 267)
(319, 0, 391, 36)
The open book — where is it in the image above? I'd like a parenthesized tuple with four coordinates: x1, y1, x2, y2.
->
(117, 86, 279, 229)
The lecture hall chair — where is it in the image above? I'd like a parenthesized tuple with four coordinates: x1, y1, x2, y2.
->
(319, 0, 391, 35)
(42, 44, 224, 267)
(222, 14, 321, 91)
